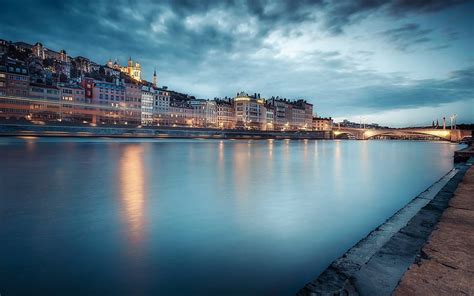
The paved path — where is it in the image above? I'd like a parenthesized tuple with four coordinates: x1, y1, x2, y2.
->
(394, 164, 474, 295)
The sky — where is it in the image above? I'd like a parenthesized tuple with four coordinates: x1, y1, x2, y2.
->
(1, 0, 473, 127)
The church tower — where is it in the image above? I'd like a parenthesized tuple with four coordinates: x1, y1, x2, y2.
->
(153, 68, 157, 87)
(120, 56, 142, 81)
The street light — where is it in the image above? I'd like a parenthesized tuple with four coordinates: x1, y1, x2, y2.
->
(450, 114, 457, 130)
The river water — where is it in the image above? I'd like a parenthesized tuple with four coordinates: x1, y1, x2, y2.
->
(0, 138, 463, 295)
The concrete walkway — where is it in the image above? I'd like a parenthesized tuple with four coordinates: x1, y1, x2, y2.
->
(394, 164, 474, 295)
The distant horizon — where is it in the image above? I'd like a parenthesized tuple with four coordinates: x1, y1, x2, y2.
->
(1, 0, 473, 126)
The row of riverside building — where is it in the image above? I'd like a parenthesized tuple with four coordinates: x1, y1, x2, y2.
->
(0, 39, 334, 131)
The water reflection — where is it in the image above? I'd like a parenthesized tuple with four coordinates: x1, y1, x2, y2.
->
(0, 138, 464, 295)
(119, 145, 147, 246)
(268, 139, 273, 159)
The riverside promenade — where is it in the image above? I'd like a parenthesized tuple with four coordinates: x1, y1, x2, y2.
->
(0, 122, 330, 139)
(394, 162, 474, 295)
(298, 157, 473, 295)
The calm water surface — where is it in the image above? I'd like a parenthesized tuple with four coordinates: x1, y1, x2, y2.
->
(0, 138, 462, 295)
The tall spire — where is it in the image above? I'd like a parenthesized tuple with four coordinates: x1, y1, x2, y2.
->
(153, 67, 157, 87)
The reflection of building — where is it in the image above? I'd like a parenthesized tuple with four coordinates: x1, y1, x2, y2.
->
(234, 92, 266, 130)
(313, 117, 333, 131)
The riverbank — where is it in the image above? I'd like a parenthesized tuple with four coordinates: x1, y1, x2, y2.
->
(0, 123, 330, 139)
(454, 144, 474, 162)
(394, 163, 474, 295)
(298, 157, 473, 295)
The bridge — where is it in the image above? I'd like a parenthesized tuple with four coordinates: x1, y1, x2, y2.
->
(333, 127, 472, 142)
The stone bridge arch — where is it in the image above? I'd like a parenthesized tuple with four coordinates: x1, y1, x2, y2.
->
(362, 129, 452, 140)
(333, 127, 467, 141)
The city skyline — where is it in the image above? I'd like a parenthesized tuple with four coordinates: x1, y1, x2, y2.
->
(1, 0, 473, 126)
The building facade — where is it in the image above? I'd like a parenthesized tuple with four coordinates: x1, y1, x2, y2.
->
(0, 65, 6, 96)
(263, 104, 275, 131)
(169, 100, 193, 126)
(81, 77, 94, 99)
(90, 80, 126, 124)
(216, 99, 235, 129)
(32, 42, 69, 63)
(234, 92, 266, 130)
(141, 86, 154, 125)
(269, 98, 291, 130)
(294, 99, 313, 129)
(153, 87, 171, 125)
(2, 62, 29, 97)
(29, 83, 60, 100)
(57, 83, 89, 122)
(57, 83, 86, 103)
(313, 117, 333, 131)
(92, 80, 125, 106)
(124, 82, 142, 125)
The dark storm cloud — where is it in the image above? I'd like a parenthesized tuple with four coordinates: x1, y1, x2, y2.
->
(386, 0, 469, 15)
(0, 0, 472, 121)
(379, 23, 433, 51)
(292, 65, 474, 117)
(320, 0, 468, 34)
(356, 67, 474, 110)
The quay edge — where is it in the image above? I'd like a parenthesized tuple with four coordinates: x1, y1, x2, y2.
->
(298, 156, 473, 296)
(0, 123, 332, 140)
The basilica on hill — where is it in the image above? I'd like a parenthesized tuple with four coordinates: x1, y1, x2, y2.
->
(107, 57, 141, 82)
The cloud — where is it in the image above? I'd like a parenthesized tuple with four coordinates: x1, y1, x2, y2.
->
(0, 0, 472, 125)
(379, 23, 433, 51)
(386, 0, 469, 15)
(317, 67, 474, 115)
(320, 0, 468, 34)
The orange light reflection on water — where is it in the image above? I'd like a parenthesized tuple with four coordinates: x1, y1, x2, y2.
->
(119, 145, 147, 246)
